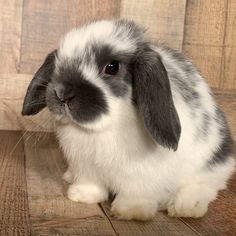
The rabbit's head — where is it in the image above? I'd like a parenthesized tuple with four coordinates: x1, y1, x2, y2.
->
(22, 20, 181, 150)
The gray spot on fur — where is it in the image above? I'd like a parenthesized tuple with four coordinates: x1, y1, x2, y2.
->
(160, 46, 198, 75)
(91, 44, 132, 97)
(102, 70, 132, 97)
(170, 75, 200, 107)
(202, 112, 211, 136)
(208, 108, 234, 166)
(160, 47, 201, 110)
(195, 112, 212, 140)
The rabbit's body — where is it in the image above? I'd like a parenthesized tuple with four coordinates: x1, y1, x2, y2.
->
(22, 20, 235, 220)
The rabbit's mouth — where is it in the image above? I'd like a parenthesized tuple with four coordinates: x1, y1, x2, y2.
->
(47, 89, 112, 131)
(46, 77, 109, 125)
(53, 98, 118, 132)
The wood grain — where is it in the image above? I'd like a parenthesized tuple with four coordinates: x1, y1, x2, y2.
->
(121, 0, 187, 50)
(0, 0, 23, 73)
(0, 131, 30, 236)
(19, 0, 120, 74)
(220, 0, 236, 90)
(0, 73, 53, 131)
(183, 0, 227, 88)
(23, 132, 116, 235)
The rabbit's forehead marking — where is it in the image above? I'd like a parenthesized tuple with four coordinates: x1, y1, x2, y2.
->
(55, 21, 140, 98)
(58, 20, 138, 60)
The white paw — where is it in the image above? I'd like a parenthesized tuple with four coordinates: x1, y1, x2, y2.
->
(168, 185, 216, 218)
(111, 198, 157, 221)
(67, 183, 108, 204)
(168, 201, 208, 218)
(62, 170, 74, 183)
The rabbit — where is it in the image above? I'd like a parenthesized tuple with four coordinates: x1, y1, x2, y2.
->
(22, 20, 235, 221)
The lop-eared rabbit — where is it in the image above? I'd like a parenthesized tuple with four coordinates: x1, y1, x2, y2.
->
(22, 20, 235, 220)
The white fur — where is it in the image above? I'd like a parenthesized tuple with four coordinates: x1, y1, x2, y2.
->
(58, 20, 137, 60)
(53, 20, 235, 220)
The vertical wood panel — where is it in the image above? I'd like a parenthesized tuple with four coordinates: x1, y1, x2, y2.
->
(220, 0, 236, 90)
(0, 131, 30, 236)
(183, 0, 227, 88)
(0, 0, 23, 73)
(19, 0, 120, 74)
(121, 0, 187, 50)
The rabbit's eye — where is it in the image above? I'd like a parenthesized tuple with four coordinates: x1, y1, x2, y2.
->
(105, 61, 120, 75)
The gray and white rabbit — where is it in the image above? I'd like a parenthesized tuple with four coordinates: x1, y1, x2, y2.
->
(22, 20, 235, 220)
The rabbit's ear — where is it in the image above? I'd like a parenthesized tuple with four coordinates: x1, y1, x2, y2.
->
(132, 47, 181, 151)
(22, 50, 57, 116)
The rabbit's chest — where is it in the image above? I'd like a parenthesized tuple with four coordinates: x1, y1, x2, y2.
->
(56, 124, 187, 197)
(56, 123, 156, 164)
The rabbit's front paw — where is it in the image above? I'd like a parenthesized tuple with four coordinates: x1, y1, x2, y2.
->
(168, 184, 216, 218)
(67, 182, 108, 204)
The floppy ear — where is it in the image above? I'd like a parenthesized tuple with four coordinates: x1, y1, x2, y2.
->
(22, 50, 57, 116)
(132, 47, 181, 151)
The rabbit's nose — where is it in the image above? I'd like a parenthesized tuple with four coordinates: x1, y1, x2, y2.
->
(54, 88, 75, 103)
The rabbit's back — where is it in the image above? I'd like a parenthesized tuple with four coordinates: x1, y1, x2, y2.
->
(155, 45, 234, 167)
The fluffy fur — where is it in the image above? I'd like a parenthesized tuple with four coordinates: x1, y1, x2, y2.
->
(22, 20, 235, 221)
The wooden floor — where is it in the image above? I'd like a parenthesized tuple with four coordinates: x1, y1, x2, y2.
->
(0, 131, 235, 236)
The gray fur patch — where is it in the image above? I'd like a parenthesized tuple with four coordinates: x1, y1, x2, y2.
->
(170, 74, 200, 107)
(161, 46, 198, 75)
(90, 43, 133, 97)
(208, 108, 234, 166)
(48, 65, 109, 123)
(102, 71, 131, 97)
(202, 112, 211, 136)
(162, 47, 201, 109)
(195, 111, 212, 140)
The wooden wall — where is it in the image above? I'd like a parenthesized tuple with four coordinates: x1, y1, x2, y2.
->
(0, 0, 235, 138)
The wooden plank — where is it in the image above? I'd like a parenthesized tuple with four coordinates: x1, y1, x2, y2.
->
(214, 89, 236, 142)
(181, 171, 236, 236)
(0, 130, 30, 236)
(0, 0, 23, 73)
(183, 0, 227, 88)
(121, 0, 187, 50)
(19, 0, 120, 74)
(220, 0, 236, 90)
(24, 132, 116, 235)
(100, 202, 198, 236)
(0, 73, 53, 131)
